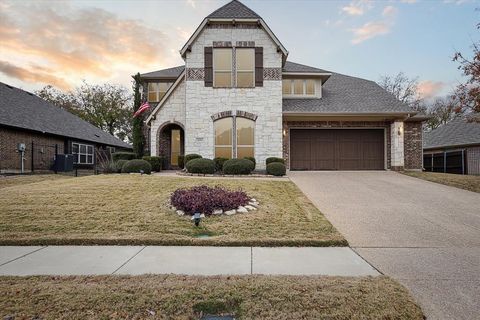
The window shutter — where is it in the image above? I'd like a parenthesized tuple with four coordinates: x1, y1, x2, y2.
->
(255, 47, 263, 87)
(204, 47, 213, 87)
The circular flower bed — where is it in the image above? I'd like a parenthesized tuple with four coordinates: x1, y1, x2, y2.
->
(170, 185, 259, 216)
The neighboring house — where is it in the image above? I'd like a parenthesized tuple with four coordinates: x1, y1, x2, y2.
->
(140, 0, 424, 170)
(423, 117, 480, 175)
(0, 82, 132, 173)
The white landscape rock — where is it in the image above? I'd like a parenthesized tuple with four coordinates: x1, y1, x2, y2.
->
(237, 206, 248, 213)
(245, 205, 256, 211)
(176, 210, 185, 216)
(171, 206, 177, 211)
(248, 202, 259, 208)
(225, 209, 236, 216)
(250, 198, 257, 203)
(213, 209, 223, 215)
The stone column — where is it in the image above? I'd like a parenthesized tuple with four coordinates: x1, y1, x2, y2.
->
(390, 120, 405, 170)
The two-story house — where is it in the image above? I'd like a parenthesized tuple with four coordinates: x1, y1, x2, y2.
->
(140, 0, 425, 171)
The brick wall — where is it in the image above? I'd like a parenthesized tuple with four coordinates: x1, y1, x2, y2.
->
(404, 121, 423, 170)
(0, 126, 65, 173)
(282, 120, 392, 169)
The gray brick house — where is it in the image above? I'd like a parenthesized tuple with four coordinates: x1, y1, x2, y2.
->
(140, 0, 424, 170)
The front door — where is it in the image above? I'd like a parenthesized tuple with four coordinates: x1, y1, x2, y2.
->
(171, 129, 181, 166)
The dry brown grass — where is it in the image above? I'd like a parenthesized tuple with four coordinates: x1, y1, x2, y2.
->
(0, 174, 72, 189)
(401, 171, 480, 193)
(0, 275, 424, 320)
(0, 174, 346, 246)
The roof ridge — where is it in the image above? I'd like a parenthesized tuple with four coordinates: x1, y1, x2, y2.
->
(207, 0, 261, 19)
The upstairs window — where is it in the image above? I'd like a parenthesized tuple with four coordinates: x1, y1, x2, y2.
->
(213, 48, 233, 87)
(148, 82, 172, 102)
(236, 48, 255, 88)
(282, 79, 316, 96)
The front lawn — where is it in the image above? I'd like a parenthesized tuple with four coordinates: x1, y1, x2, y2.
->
(401, 171, 480, 193)
(0, 175, 346, 246)
(0, 275, 423, 319)
(0, 174, 72, 189)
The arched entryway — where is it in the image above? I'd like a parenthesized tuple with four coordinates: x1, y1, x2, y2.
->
(157, 122, 185, 169)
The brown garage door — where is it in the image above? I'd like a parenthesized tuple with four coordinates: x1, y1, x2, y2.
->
(290, 129, 385, 170)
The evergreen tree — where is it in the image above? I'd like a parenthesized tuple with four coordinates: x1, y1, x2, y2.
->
(132, 73, 144, 157)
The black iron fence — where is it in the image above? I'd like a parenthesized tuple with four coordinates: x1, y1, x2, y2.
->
(423, 150, 466, 174)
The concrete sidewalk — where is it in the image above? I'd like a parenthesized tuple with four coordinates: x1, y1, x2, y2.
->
(0, 246, 379, 276)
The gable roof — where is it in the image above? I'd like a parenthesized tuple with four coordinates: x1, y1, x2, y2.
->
(207, 0, 261, 19)
(424, 116, 480, 150)
(0, 82, 132, 149)
(283, 73, 415, 114)
(140, 65, 185, 80)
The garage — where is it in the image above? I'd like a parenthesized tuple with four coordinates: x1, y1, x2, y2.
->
(290, 129, 385, 170)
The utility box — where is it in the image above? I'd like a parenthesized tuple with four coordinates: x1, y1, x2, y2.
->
(54, 154, 74, 172)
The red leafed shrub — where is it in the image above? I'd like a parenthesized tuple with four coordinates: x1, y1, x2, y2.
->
(170, 185, 250, 215)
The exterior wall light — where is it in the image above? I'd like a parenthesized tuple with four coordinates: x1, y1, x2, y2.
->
(282, 129, 286, 137)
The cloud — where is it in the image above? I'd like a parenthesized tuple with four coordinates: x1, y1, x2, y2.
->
(186, 0, 196, 8)
(341, 0, 373, 16)
(418, 81, 445, 99)
(0, 2, 174, 89)
(0, 61, 69, 90)
(342, 5, 364, 16)
(350, 5, 397, 44)
(400, 0, 417, 3)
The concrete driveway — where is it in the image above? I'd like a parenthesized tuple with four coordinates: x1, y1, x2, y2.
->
(289, 171, 480, 320)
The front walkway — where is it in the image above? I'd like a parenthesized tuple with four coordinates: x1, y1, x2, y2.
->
(0, 246, 378, 276)
(289, 171, 480, 320)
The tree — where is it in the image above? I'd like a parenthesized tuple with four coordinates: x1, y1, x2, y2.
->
(378, 72, 423, 110)
(132, 73, 144, 157)
(452, 24, 480, 115)
(36, 82, 132, 142)
(425, 97, 462, 130)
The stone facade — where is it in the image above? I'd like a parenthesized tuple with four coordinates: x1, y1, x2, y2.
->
(404, 122, 423, 170)
(183, 23, 283, 169)
(390, 120, 405, 170)
(0, 126, 65, 173)
(282, 120, 392, 169)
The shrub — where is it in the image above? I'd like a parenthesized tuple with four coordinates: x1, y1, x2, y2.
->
(115, 160, 128, 173)
(178, 155, 185, 169)
(186, 158, 215, 174)
(266, 162, 286, 176)
(112, 152, 136, 161)
(243, 157, 256, 170)
(266, 157, 285, 165)
(100, 161, 118, 174)
(184, 154, 202, 165)
(121, 159, 152, 174)
(142, 156, 162, 172)
(171, 185, 250, 215)
(214, 157, 229, 172)
(223, 158, 254, 175)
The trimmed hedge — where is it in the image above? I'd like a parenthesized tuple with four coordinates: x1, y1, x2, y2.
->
(244, 157, 256, 170)
(115, 160, 129, 173)
(185, 154, 202, 165)
(142, 156, 162, 172)
(223, 158, 254, 175)
(121, 159, 152, 174)
(186, 158, 215, 174)
(266, 162, 286, 176)
(266, 157, 285, 165)
(214, 157, 229, 172)
(112, 152, 136, 161)
(178, 155, 185, 169)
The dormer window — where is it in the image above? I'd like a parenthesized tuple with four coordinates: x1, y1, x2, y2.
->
(282, 79, 316, 96)
(213, 48, 233, 87)
(148, 82, 172, 102)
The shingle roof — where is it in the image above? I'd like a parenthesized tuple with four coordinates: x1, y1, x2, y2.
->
(283, 73, 414, 114)
(283, 61, 330, 74)
(424, 116, 480, 149)
(139, 65, 185, 80)
(207, 0, 261, 19)
(0, 82, 132, 149)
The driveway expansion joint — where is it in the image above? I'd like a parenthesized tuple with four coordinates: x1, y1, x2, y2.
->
(0, 246, 47, 267)
(112, 246, 146, 274)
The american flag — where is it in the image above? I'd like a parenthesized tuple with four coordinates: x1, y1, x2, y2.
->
(133, 101, 150, 118)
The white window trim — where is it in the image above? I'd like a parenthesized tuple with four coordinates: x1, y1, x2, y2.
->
(72, 142, 94, 165)
(282, 79, 317, 97)
(235, 48, 255, 88)
(213, 48, 233, 88)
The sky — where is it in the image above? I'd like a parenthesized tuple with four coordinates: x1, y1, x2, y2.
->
(0, 0, 478, 100)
